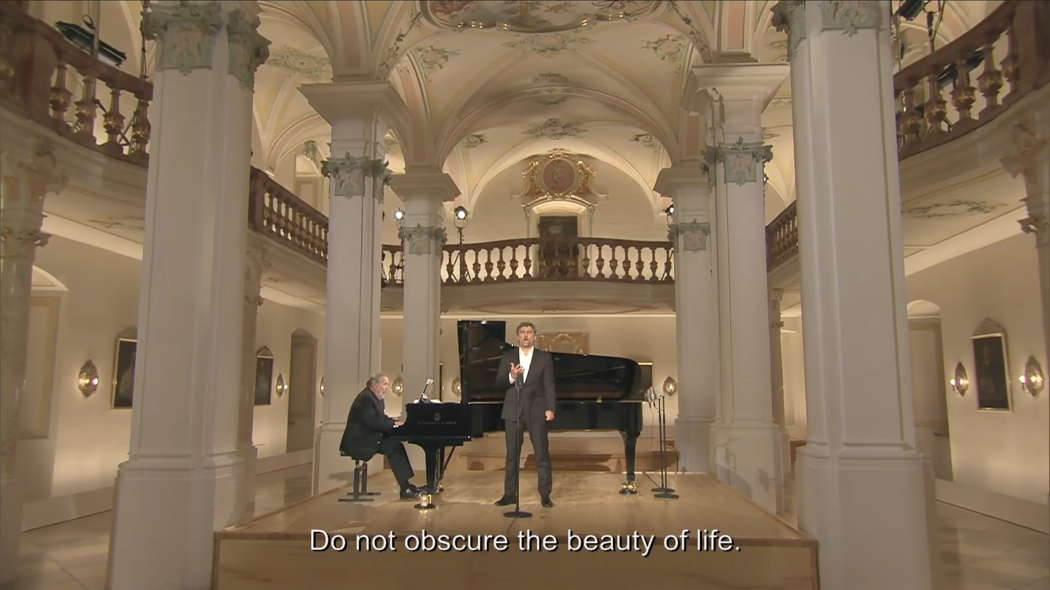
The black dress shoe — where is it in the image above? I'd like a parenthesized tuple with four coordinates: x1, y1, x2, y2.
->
(400, 489, 419, 500)
(540, 496, 554, 508)
(494, 496, 516, 506)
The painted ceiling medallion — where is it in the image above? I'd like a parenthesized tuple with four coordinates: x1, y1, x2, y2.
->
(423, 1, 660, 33)
(524, 118, 584, 140)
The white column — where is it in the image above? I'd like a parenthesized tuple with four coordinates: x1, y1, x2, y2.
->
(237, 233, 269, 508)
(389, 169, 459, 413)
(0, 141, 66, 583)
(1002, 121, 1050, 369)
(769, 288, 792, 493)
(691, 62, 789, 514)
(301, 81, 403, 493)
(108, 2, 269, 588)
(772, 2, 933, 588)
(654, 164, 716, 472)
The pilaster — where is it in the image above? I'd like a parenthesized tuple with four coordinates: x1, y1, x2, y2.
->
(773, 1, 933, 587)
(236, 232, 269, 513)
(0, 140, 66, 582)
(655, 163, 716, 472)
(108, 2, 268, 587)
(690, 61, 788, 514)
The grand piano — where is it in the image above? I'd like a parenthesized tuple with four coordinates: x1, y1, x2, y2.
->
(388, 320, 647, 493)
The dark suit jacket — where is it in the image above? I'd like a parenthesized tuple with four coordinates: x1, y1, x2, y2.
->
(339, 387, 394, 460)
(496, 348, 556, 422)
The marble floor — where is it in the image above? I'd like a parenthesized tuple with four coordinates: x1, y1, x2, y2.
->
(4, 464, 1048, 590)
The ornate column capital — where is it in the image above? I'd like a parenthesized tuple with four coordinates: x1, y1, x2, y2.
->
(668, 220, 711, 252)
(1000, 122, 1050, 245)
(141, 1, 225, 75)
(771, 1, 806, 60)
(321, 153, 390, 200)
(226, 6, 270, 90)
(709, 137, 773, 186)
(821, 1, 882, 36)
(398, 223, 447, 256)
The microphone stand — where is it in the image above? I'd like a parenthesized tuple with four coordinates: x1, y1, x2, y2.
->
(504, 373, 532, 519)
(652, 392, 678, 499)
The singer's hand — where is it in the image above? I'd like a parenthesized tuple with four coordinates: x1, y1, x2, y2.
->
(545, 410, 554, 422)
(509, 363, 524, 379)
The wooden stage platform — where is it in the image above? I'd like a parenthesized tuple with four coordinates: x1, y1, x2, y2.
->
(214, 472, 818, 589)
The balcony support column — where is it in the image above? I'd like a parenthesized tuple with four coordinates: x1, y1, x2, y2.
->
(302, 81, 404, 494)
(690, 61, 789, 515)
(108, 2, 270, 587)
(654, 164, 716, 472)
(236, 232, 269, 497)
(772, 2, 934, 587)
(389, 170, 459, 414)
(0, 140, 66, 583)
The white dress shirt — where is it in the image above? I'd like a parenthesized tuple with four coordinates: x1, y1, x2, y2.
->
(509, 347, 534, 384)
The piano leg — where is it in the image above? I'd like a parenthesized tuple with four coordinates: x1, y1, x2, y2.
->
(620, 432, 639, 495)
(421, 444, 442, 493)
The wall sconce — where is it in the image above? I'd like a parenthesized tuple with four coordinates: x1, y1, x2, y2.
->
(662, 376, 677, 396)
(78, 360, 100, 397)
(949, 362, 969, 396)
(392, 376, 405, 395)
(1019, 356, 1044, 396)
(451, 377, 462, 396)
(319, 377, 325, 396)
(275, 374, 287, 397)
(393, 208, 405, 223)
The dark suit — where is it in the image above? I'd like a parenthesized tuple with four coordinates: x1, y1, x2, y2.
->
(496, 347, 556, 498)
(339, 387, 414, 487)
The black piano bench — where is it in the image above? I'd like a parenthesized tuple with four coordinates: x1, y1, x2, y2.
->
(338, 451, 380, 502)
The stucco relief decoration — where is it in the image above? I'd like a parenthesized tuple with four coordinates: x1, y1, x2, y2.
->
(667, 220, 710, 252)
(423, 1, 659, 33)
(141, 0, 224, 74)
(268, 46, 331, 81)
(525, 118, 584, 140)
(86, 216, 145, 231)
(821, 1, 882, 36)
(503, 33, 592, 57)
(225, 8, 270, 90)
(412, 45, 460, 78)
(398, 224, 447, 255)
(641, 34, 687, 71)
(630, 133, 659, 150)
(321, 154, 389, 200)
(771, 1, 806, 60)
(463, 134, 487, 149)
(533, 73, 571, 105)
(904, 200, 1006, 218)
(714, 138, 773, 186)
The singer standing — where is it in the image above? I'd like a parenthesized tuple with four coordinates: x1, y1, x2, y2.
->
(494, 322, 557, 508)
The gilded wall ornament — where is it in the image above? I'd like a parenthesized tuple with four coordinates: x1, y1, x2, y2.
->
(520, 153, 598, 203)
(667, 221, 710, 252)
(398, 224, 447, 256)
(713, 138, 773, 186)
(226, 8, 270, 90)
(141, 0, 224, 74)
(321, 154, 389, 199)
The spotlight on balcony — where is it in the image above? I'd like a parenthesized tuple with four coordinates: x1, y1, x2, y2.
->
(454, 206, 469, 222)
(393, 208, 405, 222)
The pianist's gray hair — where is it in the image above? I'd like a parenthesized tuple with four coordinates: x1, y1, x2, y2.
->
(366, 373, 389, 388)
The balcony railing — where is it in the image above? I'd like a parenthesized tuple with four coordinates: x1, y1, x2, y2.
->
(0, 3, 153, 165)
(248, 167, 328, 263)
(894, 0, 1049, 158)
(766, 201, 798, 271)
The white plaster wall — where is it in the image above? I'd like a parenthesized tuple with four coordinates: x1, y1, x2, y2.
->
(29, 237, 327, 500)
(906, 234, 1048, 505)
(252, 302, 326, 459)
(780, 317, 807, 439)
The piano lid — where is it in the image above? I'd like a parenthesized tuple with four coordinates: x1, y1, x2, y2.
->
(456, 320, 644, 402)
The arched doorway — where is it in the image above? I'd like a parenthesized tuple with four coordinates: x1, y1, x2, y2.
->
(287, 329, 317, 453)
(907, 299, 953, 480)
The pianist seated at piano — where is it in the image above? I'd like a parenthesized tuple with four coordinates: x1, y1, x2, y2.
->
(339, 373, 422, 500)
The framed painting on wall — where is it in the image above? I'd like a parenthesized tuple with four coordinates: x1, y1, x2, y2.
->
(112, 338, 137, 408)
(972, 331, 1010, 410)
